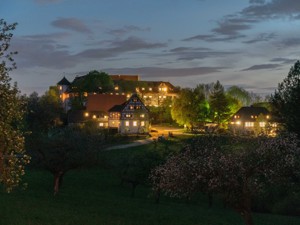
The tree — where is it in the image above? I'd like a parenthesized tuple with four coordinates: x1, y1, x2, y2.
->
(0, 19, 30, 192)
(171, 87, 210, 130)
(271, 60, 300, 136)
(25, 87, 63, 134)
(226, 85, 251, 106)
(209, 81, 231, 126)
(171, 88, 199, 129)
(69, 70, 114, 109)
(151, 134, 300, 225)
(32, 127, 104, 195)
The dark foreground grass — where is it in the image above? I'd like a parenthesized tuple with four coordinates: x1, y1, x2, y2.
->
(1, 167, 299, 225)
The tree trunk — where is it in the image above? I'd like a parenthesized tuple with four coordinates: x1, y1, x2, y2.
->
(240, 210, 254, 225)
(208, 193, 213, 208)
(53, 171, 64, 196)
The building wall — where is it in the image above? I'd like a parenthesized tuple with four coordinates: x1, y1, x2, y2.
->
(119, 119, 149, 134)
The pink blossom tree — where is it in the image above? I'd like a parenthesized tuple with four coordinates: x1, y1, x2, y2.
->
(150, 134, 300, 225)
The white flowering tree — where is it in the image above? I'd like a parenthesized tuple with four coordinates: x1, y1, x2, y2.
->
(0, 19, 30, 192)
(151, 134, 300, 225)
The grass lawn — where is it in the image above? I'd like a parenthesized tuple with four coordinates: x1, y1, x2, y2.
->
(1, 143, 299, 225)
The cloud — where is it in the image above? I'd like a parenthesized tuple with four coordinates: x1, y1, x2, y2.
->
(212, 18, 252, 36)
(51, 18, 92, 34)
(187, 0, 300, 44)
(280, 38, 300, 48)
(270, 57, 297, 64)
(11, 34, 78, 69)
(165, 46, 238, 61)
(77, 36, 167, 59)
(107, 25, 151, 37)
(242, 0, 300, 19)
(34, 0, 62, 3)
(104, 66, 224, 78)
(182, 34, 245, 42)
(249, 0, 266, 4)
(243, 32, 276, 44)
(241, 64, 281, 71)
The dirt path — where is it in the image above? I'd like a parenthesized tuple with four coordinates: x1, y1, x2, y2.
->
(104, 138, 154, 151)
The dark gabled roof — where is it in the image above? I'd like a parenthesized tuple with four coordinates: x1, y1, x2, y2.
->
(57, 77, 71, 85)
(108, 93, 149, 113)
(108, 103, 126, 112)
(234, 106, 269, 120)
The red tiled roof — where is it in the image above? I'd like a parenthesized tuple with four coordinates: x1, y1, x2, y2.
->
(86, 94, 127, 112)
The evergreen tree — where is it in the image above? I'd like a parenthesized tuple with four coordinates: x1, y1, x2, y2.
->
(209, 81, 231, 125)
(271, 60, 300, 136)
(0, 19, 30, 192)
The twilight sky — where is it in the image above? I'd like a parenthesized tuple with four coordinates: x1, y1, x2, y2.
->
(2, 0, 300, 95)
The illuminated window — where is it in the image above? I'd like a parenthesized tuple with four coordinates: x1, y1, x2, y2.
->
(149, 96, 152, 98)
(163, 96, 167, 99)
(133, 121, 137, 126)
(234, 115, 237, 119)
(126, 114, 131, 118)
(130, 105, 134, 110)
(84, 92, 88, 97)
(125, 121, 129, 126)
(163, 87, 167, 91)
(245, 122, 254, 127)
(99, 123, 104, 127)
(159, 96, 162, 99)
(266, 115, 270, 119)
(84, 112, 89, 117)
(149, 88, 152, 91)
(59, 86, 62, 90)
(259, 122, 266, 127)
(114, 86, 119, 90)
(142, 87, 145, 91)
(141, 121, 145, 126)
(140, 114, 145, 118)
(93, 115, 97, 119)
(251, 115, 254, 118)
(236, 121, 241, 125)
(143, 95, 147, 98)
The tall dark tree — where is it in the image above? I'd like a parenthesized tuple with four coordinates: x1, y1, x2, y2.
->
(26, 87, 63, 134)
(271, 60, 300, 136)
(209, 81, 231, 125)
(0, 19, 30, 192)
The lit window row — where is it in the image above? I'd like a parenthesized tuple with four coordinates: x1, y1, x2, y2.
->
(125, 121, 145, 127)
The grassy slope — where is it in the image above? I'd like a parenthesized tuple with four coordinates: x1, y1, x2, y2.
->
(1, 140, 299, 225)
